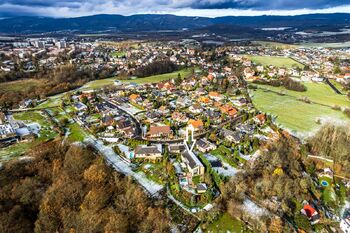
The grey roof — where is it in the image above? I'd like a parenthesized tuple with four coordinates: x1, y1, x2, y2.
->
(168, 144, 186, 153)
(196, 138, 208, 148)
(15, 127, 31, 137)
(135, 145, 162, 155)
(182, 150, 203, 169)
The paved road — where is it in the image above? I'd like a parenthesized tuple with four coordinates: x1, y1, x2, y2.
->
(85, 137, 164, 196)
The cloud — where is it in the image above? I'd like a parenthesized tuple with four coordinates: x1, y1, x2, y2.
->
(0, 0, 349, 17)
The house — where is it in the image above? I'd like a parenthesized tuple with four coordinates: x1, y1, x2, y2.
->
(255, 114, 266, 125)
(301, 204, 320, 225)
(101, 115, 115, 126)
(236, 124, 255, 135)
(171, 112, 188, 123)
(244, 67, 255, 79)
(189, 103, 202, 114)
(148, 125, 172, 138)
(181, 150, 205, 176)
(340, 216, 350, 233)
(196, 138, 217, 153)
(134, 144, 162, 160)
(221, 128, 243, 143)
(188, 119, 203, 131)
(197, 183, 208, 194)
(0, 124, 17, 146)
(168, 144, 186, 154)
(74, 102, 87, 111)
(220, 104, 238, 117)
(129, 94, 141, 102)
(208, 92, 223, 101)
(158, 106, 169, 115)
(15, 127, 35, 141)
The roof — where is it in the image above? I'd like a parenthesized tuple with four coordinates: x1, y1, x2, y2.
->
(256, 114, 266, 122)
(182, 150, 203, 169)
(188, 119, 203, 128)
(15, 127, 31, 137)
(135, 145, 162, 155)
(168, 144, 186, 152)
(149, 125, 171, 135)
(303, 205, 317, 218)
(129, 94, 139, 100)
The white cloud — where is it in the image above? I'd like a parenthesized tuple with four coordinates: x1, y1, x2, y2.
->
(0, 1, 350, 18)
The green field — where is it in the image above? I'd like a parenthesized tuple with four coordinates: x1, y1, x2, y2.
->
(67, 123, 87, 142)
(245, 55, 304, 69)
(298, 41, 350, 48)
(250, 84, 349, 136)
(0, 79, 46, 93)
(256, 82, 350, 108)
(82, 77, 117, 90)
(0, 111, 58, 161)
(204, 213, 245, 233)
(82, 68, 193, 90)
(111, 51, 127, 57)
(254, 41, 299, 49)
(121, 68, 193, 84)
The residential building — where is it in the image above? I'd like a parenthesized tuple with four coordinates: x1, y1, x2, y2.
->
(134, 144, 162, 160)
(181, 150, 205, 176)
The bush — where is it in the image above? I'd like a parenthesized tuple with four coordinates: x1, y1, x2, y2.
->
(283, 77, 307, 92)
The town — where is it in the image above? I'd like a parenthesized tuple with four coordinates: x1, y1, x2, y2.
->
(1, 36, 350, 232)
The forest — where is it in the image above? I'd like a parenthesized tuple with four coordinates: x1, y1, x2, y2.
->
(133, 60, 178, 77)
(0, 64, 116, 109)
(0, 139, 169, 233)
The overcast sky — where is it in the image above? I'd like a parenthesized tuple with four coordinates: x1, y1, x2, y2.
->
(1, 0, 350, 18)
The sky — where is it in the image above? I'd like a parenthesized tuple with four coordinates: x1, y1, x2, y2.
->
(0, 0, 350, 18)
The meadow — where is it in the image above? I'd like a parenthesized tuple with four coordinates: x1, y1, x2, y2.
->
(250, 83, 349, 136)
(245, 55, 304, 69)
(0, 79, 46, 93)
(82, 68, 193, 90)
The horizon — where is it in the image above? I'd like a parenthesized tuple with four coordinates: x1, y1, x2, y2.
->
(2, 11, 350, 20)
(1, 0, 350, 18)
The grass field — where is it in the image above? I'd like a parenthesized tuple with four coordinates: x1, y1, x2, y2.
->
(250, 85, 349, 136)
(245, 55, 304, 69)
(0, 111, 58, 161)
(111, 51, 127, 57)
(82, 68, 193, 90)
(121, 68, 193, 84)
(255, 82, 350, 108)
(254, 41, 299, 49)
(0, 79, 46, 93)
(204, 213, 245, 233)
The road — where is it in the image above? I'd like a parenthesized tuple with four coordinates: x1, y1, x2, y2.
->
(85, 137, 164, 197)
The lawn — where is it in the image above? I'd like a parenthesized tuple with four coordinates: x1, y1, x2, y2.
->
(204, 213, 245, 233)
(255, 83, 350, 108)
(81, 77, 117, 90)
(67, 123, 87, 142)
(121, 68, 193, 84)
(254, 41, 299, 49)
(0, 79, 46, 93)
(0, 142, 34, 161)
(111, 51, 127, 57)
(250, 87, 349, 136)
(13, 111, 58, 140)
(245, 55, 304, 69)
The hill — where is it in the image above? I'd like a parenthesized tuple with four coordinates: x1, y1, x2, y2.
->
(0, 13, 350, 34)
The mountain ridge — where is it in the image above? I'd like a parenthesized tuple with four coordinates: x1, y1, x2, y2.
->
(0, 13, 349, 34)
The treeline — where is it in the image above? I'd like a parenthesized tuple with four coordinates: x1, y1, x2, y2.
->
(0, 64, 116, 109)
(0, 140, 169, 233)
(219, 134, 314, 232)
(253, 77, 307, 92)
(134, 60, 178, 77)
(0, 71, 31, 83)
(307, 123, 350, 175)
